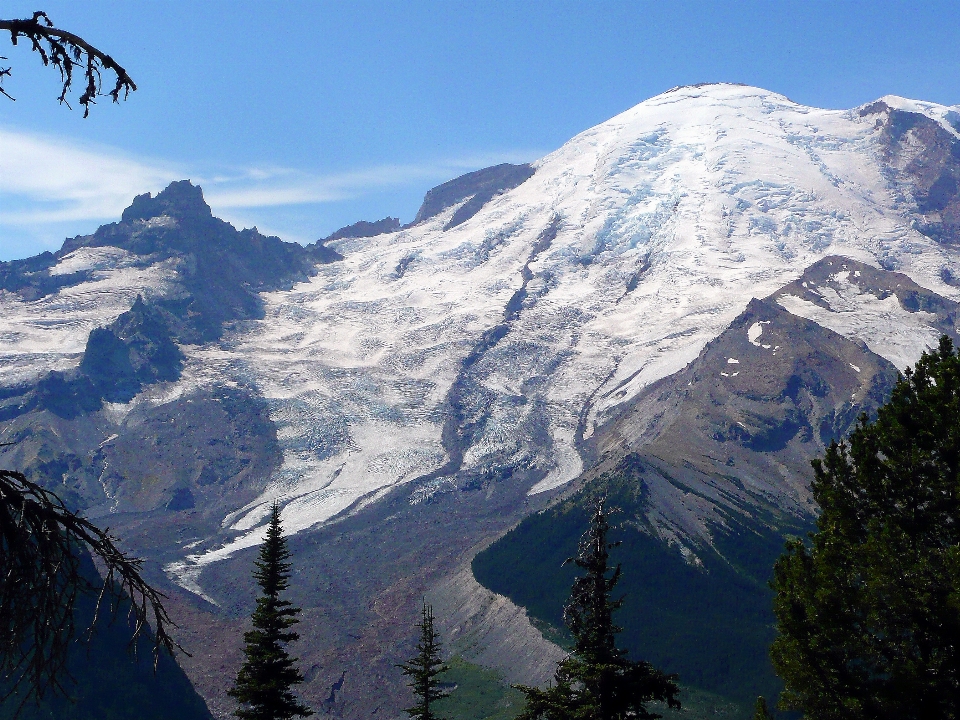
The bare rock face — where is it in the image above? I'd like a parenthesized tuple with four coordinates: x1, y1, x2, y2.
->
(323, 216, 402, 242)
(591, 284, 902, 534)
(863, 101, 960, 249)
(430, 561, 566, 688)
(411, 163, 536, 228)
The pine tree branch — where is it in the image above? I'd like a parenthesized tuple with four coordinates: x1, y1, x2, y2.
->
(0, 11, 136, 116)
(0, 469, 182, 707)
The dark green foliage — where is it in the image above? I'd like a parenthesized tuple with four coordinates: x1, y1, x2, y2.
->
(398, 603, 450, 720)
(752, 697, 773, 720)
(229, 505, 311, 720)
(513, 500, 680, 720)
(770, 335, 960, 719)
(432, 657, 525, 720)
(473, 470, 800, 706)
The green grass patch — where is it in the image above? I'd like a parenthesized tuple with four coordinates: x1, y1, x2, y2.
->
(433, 657, 750, 720)
(434, 657, 525, 720)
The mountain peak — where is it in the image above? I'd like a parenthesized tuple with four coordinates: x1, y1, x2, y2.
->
(121, 180, 213, 224)
(638, 82, 797, 108)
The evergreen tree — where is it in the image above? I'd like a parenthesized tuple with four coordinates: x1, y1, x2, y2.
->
(398, 602, 450, 720)
(229, 504, 311, 720)
(752, 696, 774, 720)
(514, 500, 680, 720)
(770, 336, 960, 719)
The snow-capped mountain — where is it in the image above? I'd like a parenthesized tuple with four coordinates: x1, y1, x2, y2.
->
(3, 83, 960, 716)
(174, 83, 960, 566)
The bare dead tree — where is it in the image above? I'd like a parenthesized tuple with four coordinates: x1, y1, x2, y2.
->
(0, 469, 182, 708)
(0, 10, 136, 116)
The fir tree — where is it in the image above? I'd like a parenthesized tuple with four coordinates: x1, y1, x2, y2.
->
(770, 335, 960, 718)
(514, 500, 680, 720)
(229, 504, 311, 720)
(398, 602, 450, 720)
(752, 696, 774, 720)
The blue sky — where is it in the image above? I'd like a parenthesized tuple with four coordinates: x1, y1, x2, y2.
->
(2, 0, 959, 261)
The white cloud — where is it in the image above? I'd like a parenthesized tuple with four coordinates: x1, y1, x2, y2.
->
(0, 126, 181, 224)
(201, 153, 539, 210)
(0, 124, 541, 260)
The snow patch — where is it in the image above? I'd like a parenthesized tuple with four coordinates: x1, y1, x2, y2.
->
(529, 426, 584, 495)
(778, 284, 940, 370)
(163, 560, 220, 606)
(48, 246, 135, 276)
(0, 256, 179, 386)
(748, 321, 770, 346)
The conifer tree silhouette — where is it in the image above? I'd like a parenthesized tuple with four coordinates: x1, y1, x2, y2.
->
(398, 602, 450, 720)
(514, 500, 680, 720)
(229, 504, 311, 720)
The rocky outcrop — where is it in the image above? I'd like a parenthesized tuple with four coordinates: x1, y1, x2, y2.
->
(322, 216, 401, 242)
(430, 564, 565, 687)
(411, 163, 535, 229)
(863, 101, 960, 248)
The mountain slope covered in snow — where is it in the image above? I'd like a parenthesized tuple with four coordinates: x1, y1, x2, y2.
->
(3, 83, 960, 717)
(169, 84, 960, 569)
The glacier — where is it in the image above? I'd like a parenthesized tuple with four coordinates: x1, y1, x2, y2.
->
(193, 85, 958, 554)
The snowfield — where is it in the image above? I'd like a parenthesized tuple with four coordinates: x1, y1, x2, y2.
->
(777, 271, 942, 371)
(0, 247, 180, 386)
